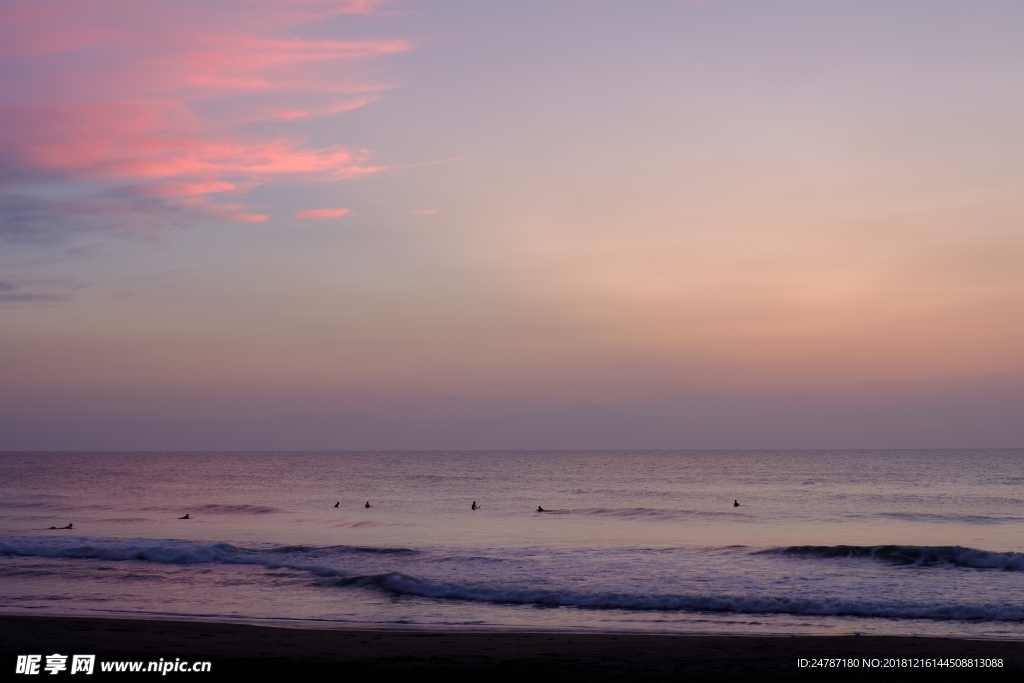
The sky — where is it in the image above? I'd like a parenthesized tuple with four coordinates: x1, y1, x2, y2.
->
(1, 0, 1023, 450)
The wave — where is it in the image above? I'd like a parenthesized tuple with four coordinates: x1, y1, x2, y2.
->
(271, 544, 417, 556)
(0, 537, 417, 566)
(768, 545, 1024, 570)
(135, 504, 279, 515)
(0, 538, 257, 565)
(195, 504, 279, 515)
(330, 573, 1024, 622)
(875, 512, 1024, 525)
(0, 501, 54, 510)
(3, 537, 1022, 622)
(582, 507, 736, 520)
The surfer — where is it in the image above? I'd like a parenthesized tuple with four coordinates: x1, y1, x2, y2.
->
(334, 502, 339, 508)
(365, 501, 372, 508)
(63, 523, 72, 529)
(179, 514, 190, 519)
(472, 501, 478, 510)
(734, 500, 739, 507)
(537, 506, 545, 512)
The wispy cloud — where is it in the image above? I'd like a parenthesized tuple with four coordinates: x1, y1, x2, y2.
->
(410, 208, 438, 215)
(0, 280, 65, 303)
(0, 0, 407, 242)
(296, 207, 351, 219)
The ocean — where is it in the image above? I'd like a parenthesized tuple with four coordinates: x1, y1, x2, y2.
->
(1, 451, 1022, 639)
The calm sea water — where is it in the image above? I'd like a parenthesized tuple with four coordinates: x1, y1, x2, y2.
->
(1, 451, 1023, 639)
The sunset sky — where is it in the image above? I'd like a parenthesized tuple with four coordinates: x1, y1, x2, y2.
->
(2, 0, 1022, 450)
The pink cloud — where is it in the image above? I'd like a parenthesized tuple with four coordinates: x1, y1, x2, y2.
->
(411, 208, 439, 215)
(0, 1, 407, 236)
(296, 208, 350, 219)
(227, 213, 271, 224)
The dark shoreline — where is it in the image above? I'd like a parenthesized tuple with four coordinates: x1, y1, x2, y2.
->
(3, 615, 1023, 681)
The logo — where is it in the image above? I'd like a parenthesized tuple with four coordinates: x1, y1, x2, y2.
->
(15, 655, 95, 675)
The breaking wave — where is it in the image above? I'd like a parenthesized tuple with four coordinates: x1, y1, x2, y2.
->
(2, 537, 1023, 622)
(768, 545, 1024, 570)
(331, 573, 1024, 621)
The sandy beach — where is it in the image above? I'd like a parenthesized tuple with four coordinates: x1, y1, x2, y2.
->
(3, 615, 1023, 681)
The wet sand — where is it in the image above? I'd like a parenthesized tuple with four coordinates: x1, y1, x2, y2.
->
(3, 615, 1023, 681)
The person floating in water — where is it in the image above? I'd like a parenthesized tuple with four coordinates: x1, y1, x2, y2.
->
(537, 506, 545, 512)
(472, 501, 478, 510)
(49, 523, 73, 529)
(365, 501, 372, 508)
(334, 502, 339, 508)
(179, 514, 190, 519)
(734, 500, 740, 507)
